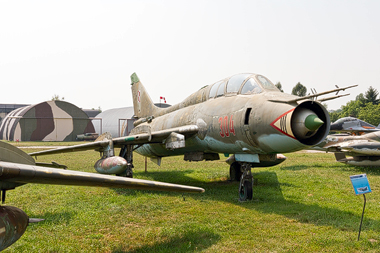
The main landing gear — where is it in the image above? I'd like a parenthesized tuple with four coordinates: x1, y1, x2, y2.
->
(230, 162, 253, 202)
(119, 145, 134, 178)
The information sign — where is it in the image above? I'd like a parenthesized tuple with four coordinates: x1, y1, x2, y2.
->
(350, 174, 371, 195)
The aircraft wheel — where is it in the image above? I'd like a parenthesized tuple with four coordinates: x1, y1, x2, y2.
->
(230, 162, 242, 181)
(239, 180, 253, 201)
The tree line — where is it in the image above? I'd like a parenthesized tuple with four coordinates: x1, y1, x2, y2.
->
(275, 82, 380, 126)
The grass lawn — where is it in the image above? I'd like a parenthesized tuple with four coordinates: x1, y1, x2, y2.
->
(4, 142, 380, 252)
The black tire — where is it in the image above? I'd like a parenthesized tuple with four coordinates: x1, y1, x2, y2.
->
(239, 180, 253, 201)
(230, 162, 242, 181)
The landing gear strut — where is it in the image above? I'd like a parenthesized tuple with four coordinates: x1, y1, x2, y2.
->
(229, 162, 242, 181)
(238, 163, 253, 201)
(119, 145, 134, 178)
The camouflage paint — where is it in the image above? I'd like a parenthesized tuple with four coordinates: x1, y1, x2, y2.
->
(311, 131, 380, 167)
(0, 101, 95, 141)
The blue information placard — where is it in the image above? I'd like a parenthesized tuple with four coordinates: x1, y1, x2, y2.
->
(350, 174, 372, 195)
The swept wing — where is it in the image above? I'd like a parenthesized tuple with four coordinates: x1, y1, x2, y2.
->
(29, 125, 199, 157)
(0, 161, 204, 193)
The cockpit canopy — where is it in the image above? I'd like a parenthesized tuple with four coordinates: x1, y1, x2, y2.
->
(208, 73, 279, 99)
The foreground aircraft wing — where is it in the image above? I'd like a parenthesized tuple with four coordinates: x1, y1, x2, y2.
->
(29, 125, 199, 157)
(0, 161, 204, 193)
(112, 125, 199, 147)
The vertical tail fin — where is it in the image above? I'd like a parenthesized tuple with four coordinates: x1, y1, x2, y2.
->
(130, 73, 159, 118)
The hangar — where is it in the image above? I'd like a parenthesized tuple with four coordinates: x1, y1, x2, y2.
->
(93, 103, 170, 138)
(93, 107, 135, 138)
(0, 100, 95, 141)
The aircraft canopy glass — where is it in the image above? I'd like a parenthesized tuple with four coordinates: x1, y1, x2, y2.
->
(241, 78, 262, 95)
(226, 74, 251, 93)
(333, 117, 355, 124)
(208, 73, 279, 99)
(209, 80, 224, 98)
(216, 81, 225, 97)
(256, 75, 277, 90)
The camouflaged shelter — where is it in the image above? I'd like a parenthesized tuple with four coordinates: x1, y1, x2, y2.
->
(0, 100, 95, 141)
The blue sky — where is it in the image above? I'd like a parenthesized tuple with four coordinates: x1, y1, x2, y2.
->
(1, 0, 379, 111)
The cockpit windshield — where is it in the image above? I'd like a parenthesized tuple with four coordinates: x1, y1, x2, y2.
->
(241, 78, 262, 95)
(255, 75, 278, 90)
(209, 80, 223, 98)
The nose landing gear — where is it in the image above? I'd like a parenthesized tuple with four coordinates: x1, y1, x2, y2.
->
(238, 163, 253, 201)
(230, 162, 253, 201)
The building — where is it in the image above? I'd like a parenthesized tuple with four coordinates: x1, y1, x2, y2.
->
(93, 103, 170, 138)
(93, 107, 135, 138)
(0, 100, 95, 141)
(0, 104, 29, 122)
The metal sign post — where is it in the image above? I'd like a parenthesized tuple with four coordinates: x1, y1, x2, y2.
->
(349, 174, 372, 241)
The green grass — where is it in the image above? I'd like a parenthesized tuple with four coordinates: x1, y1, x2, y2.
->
(4, 143, 380, 252)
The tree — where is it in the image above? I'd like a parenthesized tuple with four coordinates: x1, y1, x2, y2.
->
(329, 109, 342, 123)
(291, 82, 307, 97)
(329, 86, 380, 126)
(51, 94, 64, 101)
(356, 93, 365, 103)
(275, 82, 284, 92)
(358, 103, 380, 126)
(339, 99, 362, 118)
(364, 86, 379, 105)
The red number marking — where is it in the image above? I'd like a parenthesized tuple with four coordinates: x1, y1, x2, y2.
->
(224, 116, 229, 137)
(219, 115, 236, 138)
(218, 117, 225, 137)
(229, 115, 236, 136)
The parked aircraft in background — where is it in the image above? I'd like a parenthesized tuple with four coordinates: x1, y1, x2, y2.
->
(0, 141, 203, 251)
(312, 131, 380, 167)
(30, 73, 356, 201)
(330, 117, 380, 134)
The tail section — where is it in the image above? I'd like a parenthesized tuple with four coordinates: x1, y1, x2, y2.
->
(130, 73, 159, 118)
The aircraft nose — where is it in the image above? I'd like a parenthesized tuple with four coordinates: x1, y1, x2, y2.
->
(305, 114, 324, 131)
(270, 101, 330, 146)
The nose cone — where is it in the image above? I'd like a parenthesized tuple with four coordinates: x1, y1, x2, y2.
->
(330, 122, 340, 131)
(305, 114, 324, 131)
(291, 109, 325, 140)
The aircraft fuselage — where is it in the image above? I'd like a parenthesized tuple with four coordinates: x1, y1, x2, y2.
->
(132, 73, 330, 164)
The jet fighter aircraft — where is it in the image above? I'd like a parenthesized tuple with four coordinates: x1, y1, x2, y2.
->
(0, 141, 204, 251)
(330, 117, 380, 134)
(312, 131, 380, 167)
(30, 73, 356, 201)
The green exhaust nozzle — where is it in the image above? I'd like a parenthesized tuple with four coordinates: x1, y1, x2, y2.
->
(305, 114, 324, 131)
